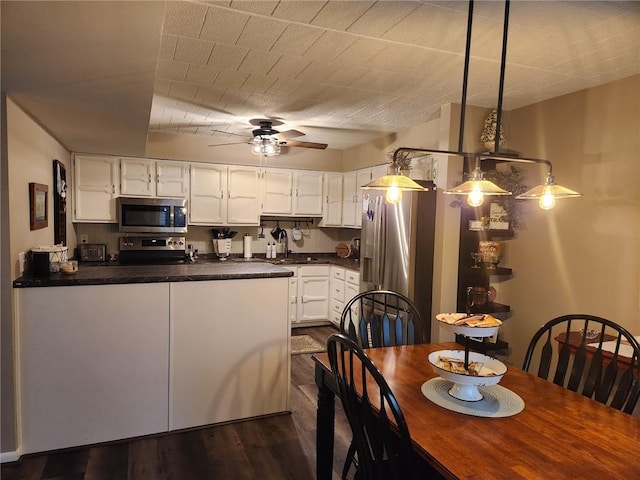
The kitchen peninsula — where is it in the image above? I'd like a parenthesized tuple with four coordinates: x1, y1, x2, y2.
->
(13, 261, 293, 455)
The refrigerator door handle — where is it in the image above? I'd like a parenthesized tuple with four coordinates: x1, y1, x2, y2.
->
(372, 197, 385, 288)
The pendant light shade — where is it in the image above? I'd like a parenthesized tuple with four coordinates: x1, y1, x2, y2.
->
(516, 172, 581, 210)
(444, 166, 511, 207)
(361, 163, 428, 204)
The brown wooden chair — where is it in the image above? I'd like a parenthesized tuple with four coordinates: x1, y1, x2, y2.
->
(340, 290, 423, 348)
(522, 314, 640, 414)
(327, 333, 419, 480)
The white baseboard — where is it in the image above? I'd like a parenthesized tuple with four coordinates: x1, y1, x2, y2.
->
(0, 449, 21, 463)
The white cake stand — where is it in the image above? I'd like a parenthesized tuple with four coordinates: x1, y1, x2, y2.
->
(431, 313, 507, 401)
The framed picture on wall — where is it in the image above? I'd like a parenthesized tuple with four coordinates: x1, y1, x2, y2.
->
(29, 182, 48, 230)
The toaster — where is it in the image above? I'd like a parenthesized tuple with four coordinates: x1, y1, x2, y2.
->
(78, 243, 106, 262)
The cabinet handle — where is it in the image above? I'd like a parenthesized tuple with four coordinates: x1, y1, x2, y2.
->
(148, 174, 152, 184)
(296, 189, 299, 197)
(290, 189, 292, 197)
(111, 185, 115, 194)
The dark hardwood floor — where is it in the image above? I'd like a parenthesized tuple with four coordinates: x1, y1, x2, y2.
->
(1, 326, 352, 480)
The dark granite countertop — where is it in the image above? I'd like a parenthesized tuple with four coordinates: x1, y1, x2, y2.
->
(13, 253, 360, 288)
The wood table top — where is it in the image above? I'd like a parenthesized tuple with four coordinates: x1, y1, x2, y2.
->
(313, 342, 640, 480)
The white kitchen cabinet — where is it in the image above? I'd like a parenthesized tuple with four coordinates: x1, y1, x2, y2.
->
(341, 168, 375, 228)
(156, 161, 189, 197)
(329, 266, 360, 328)
(355, 168, 373, 228)
(261, 168, 293, 214)
(227, 165, 260, 225)
(322, 172, 343, 226)
(261, 168, 324, 216)
(189, 163, 227, 224)
(17, 284, 170, 454)
(329, 266, 346, 326)
(120, 157, 188, 198)
(341, 171, 358, 227)
(73, 154, 120, 222)
(293, 170, 324, 215)
(189, 164, 259, 225)
(169, 278, 289, 430)
(288, 265, 330, 326)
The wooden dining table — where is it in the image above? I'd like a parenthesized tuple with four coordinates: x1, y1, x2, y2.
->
(313, 342, 640, 480)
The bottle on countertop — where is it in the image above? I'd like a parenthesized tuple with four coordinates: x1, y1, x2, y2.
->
(266, 242, 272, 259)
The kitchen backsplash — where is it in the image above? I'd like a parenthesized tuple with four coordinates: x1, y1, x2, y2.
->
(74, 222, 356, 258)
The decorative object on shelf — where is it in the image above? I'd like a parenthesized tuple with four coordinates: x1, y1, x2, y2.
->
(480, 109, 506, 151)
(29, 182, 48, 230)
(362, 148, 429, 204)
(484, 165, 527, 228)
(479, 241, 504, 268)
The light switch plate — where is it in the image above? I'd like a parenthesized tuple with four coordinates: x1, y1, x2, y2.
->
(80, 234, 89, 244)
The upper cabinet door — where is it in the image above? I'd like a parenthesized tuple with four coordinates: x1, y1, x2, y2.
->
(341, 171, 358, 227)
(73, 155, 119, 222)
(355, 168, 372, 228)
(189, 164, 227, 225)
(322, 173, 343, 226)
(227, 166, 260, 225)
(156, 161, 189, 198)
(120, 157, 154, 196)
(261, 168, 293, 215)
(293, 171, 324, 215)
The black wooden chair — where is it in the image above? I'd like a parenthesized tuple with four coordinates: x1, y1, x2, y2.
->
(340, 290, 423, 348)
(338, 290, 423, 479)
(327, 333, 418, 480)
(522, 314, 640, 414)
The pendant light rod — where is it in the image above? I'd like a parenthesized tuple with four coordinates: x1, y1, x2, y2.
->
(478, 154, 553, 174)
(493, 0, 510, 153)
(458, 0, 475, 153)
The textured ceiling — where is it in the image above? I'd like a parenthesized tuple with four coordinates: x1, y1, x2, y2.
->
(2, 1, 639, 156)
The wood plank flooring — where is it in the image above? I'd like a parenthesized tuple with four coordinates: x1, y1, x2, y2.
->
(1, 326, 352, 480)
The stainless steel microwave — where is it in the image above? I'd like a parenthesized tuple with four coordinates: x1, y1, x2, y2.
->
(117, 197, 187, 233)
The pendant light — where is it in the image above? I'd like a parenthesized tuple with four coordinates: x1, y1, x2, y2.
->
(516, 171, 582, 210)
(361, 150, 429, 204)
(363, 0, 580, 210)
(446, 163, 510, 207)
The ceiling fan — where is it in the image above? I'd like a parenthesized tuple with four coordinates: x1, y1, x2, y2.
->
(209, 119, 328, 156)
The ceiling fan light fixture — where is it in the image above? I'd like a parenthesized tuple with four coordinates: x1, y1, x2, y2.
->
(251, 136, 281, 157)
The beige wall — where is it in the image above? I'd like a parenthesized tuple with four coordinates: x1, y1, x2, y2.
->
(499, 74, 640, 367)
(7, 98, 76, 277)
(2, 97, 74, 455)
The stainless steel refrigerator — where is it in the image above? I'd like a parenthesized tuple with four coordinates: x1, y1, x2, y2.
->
(360, 180, 437, 342)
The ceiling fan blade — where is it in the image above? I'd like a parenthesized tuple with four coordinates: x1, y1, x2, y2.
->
(276, 129, 305, 139)
(211, 129, 251, 139)
(208, 141, 250, 147)
(280, 140, 328, 150)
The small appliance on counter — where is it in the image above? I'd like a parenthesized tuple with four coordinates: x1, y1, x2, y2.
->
(213, 238, 231, 261)
(78, 243, 106, 263)
(30, 245, 69, 276)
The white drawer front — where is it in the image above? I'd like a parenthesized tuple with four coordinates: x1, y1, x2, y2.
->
(331, 266, 346, 280)
(299, 265, 330, 277)
(346, 270, 359, 285)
